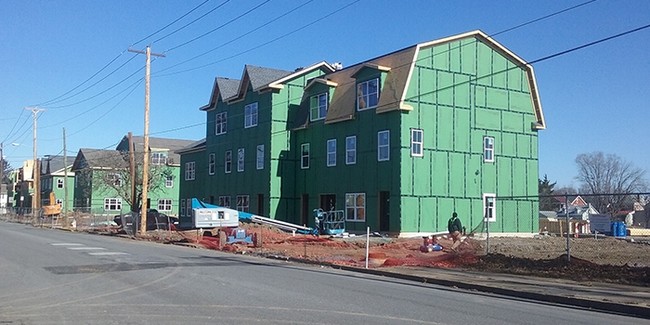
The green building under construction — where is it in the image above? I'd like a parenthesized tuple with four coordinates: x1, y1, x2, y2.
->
(177, 30, 546, 236)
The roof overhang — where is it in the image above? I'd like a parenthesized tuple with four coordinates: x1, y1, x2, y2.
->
(267, 61, 335, 90)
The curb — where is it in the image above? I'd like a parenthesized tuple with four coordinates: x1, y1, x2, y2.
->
(264, 255, 650, 319)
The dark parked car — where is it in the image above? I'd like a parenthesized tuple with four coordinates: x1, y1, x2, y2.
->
(114, 209, 178, 232)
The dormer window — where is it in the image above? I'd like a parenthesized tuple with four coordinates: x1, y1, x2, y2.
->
(357, 78, 379, 110)
(151, 152, 168, 165)
(310, 93, 328, 121)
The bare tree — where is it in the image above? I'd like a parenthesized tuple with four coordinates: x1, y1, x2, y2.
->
(575, 152, 647, 214)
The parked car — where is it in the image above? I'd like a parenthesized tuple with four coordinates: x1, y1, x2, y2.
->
(114, 209, 178, 232)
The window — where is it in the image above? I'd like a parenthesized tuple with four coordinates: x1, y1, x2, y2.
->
(483, 193, 496, 222)
(326, 139, 337, 167)
(236, 195, 249, 212)
(357, 78, 379, 110)
(244, 102, 258, 128)
(56, 199, 62, 206)
(104, 198, 122, 211)
(225, 150, 232, 173)
(411, 129, 423, 157)
(301, 143, 310, 169)
(378, 130, 390, 161)
(185, 162, 195, 180)
(256, 144, 264, 170)
(151, 152, 168, 165)
(186, 199, 192, 217)
(219, 196, 231, 208)
(310, 93, 328, 121)
(345, 193, 366, 221)
(484, 136, 495, 162)
(158, 199, 172, 211)
(165, 175, 173, 188)
(346, 136, 356, 165)
(57, 179, 64, 189)
(215, 112, 227, 135)
(208, 153, 216, 175)
(108, 173, 122, 186)
(180, 199, 185, 216)
(237, 148, 245, 172)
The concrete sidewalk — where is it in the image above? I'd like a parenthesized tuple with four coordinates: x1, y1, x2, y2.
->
(333, 264, 650, 319)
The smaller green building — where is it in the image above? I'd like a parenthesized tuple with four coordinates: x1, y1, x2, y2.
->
(40, 155, 75, 212)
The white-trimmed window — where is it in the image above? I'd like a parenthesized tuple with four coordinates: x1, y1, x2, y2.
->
(244, 102, 258, 128)
(158, 199, 172, 211)
(411, 129, 423, 157)
(208, 153, 216, 175)
(326, 139, 336, 167)
(180, 199, 186, 216)
(219, 196, 231, 208)
(484, 136, 495, 162)
(237, 148, 245, 172)
(236, 195, 249, 212)
(256, 144, 264, 170)
(310, 93, 328, 121)
(108, 173, 122, 186)
(301, 143, 310, 169)
(57, 179, 64, 189)
(56, 199, 62, 206)
(185, 162, 195, 180)
(165, 175, 173, 188)
(151, 152, 167, 165)
(345, 193, 366, 221)
(483, 193, 496, 222)
(104, 198, 122, 211)
(225, 150, 232, 173)
(378, 130, 390, 161)
(346, 136, 356, 165)
(357, 78, 379, 110)
(215, 112, 227, 135)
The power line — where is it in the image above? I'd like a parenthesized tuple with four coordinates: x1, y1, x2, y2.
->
(164, 0, 270, 53)
(131, 0, 213, 46)
(152, 0, 230, 45)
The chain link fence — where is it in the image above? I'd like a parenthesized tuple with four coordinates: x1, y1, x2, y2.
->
(466, 192, 650, 267)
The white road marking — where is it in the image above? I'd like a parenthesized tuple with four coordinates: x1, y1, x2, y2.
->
(50, 243, 83, 246)
(67, 247, 106, 250)
(87, 252, 129, 256)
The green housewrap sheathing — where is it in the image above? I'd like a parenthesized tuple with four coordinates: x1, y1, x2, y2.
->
(179, 30, 544, 236)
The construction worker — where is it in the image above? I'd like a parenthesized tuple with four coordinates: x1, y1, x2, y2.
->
(448, 212, 463, 251)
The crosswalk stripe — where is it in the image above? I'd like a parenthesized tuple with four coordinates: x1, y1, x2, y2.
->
(50, 243, 83, 246)
(67, 247, 106, 250)
(88, 252, 128, 256)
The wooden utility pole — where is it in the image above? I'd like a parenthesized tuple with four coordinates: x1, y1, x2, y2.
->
(62, 128, 69, 228)
(128, 132, 136, 211)
(128, 46, 164, 236)
(26, 107, 44, 216)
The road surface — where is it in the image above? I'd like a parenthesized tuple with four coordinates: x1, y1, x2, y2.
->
(0, 222, 642, 324)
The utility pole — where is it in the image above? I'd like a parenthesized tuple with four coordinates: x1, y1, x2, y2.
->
(26, 107, 44, 216)
(0, 142, 4, 185)
(128, 46, 164, 236)
(63, 128, 69, 228)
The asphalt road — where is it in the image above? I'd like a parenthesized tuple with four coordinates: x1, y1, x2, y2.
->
(0, 222, 643, 324)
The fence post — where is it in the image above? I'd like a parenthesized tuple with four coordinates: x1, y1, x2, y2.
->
(565, 193, 571, 263)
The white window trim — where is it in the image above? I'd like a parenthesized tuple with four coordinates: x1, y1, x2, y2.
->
(244, 102, 258, 128)
(356, 78, 379, 111)
(301, 143, 310, 169)
(104, 198, 122, 211)
(484, 136, 495, 163)
(165, 175, 173, 188)
(411, 129, 424, 157)
(57, 178, 64, 189)
(346, 136, 356, 165)
(208, 153, 216, 175)
(345, 193, 366, 222)
(378, 130, 390, 162)
(310, 92, 328, 121)
(225, 150, 232, 174)
(237, 148, 245, 172)
(158, 199, 173, 211)
(185, 162, 195, 181)
(256, 144, 264, 170)
(215, 112, 227, 135)
(483, 193, 496, 222)
(326, 139, 336, 167)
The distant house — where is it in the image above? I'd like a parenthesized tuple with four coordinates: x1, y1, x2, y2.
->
(72, 136, 195, 216)
(40, 155, 75, 212)
(178, 30, 546, 236)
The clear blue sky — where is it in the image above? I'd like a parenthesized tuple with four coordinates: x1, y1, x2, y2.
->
(1, 0, 649, 188)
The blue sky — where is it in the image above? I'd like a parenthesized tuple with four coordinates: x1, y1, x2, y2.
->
(1, 0, 649, 188)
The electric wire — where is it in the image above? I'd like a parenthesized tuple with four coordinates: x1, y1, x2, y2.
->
(163, 0, 270, 53)
(151, 0, 230, 45)
(131, 0, 213, 46)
